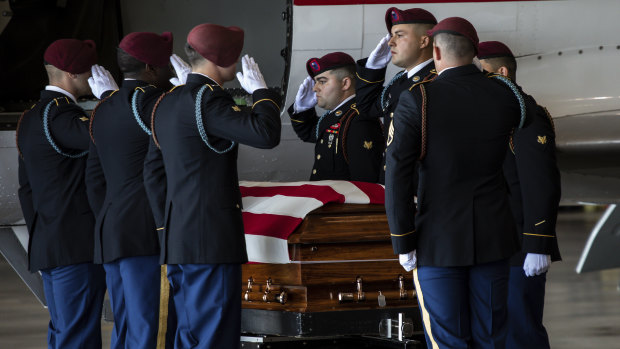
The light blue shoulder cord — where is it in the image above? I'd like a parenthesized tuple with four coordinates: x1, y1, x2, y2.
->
(195, 84, 236, 154)
(42, 99, 88, 158)
(491, 75, 527, 130)
(314, 110, 330, 140)
(380, 71, 406, 111)
(131, 88, 152, 135)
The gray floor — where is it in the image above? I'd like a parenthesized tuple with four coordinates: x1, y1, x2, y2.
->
(1, 207, 619, 348)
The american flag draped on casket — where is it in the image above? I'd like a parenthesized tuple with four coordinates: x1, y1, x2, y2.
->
(240, 180, 385, 263)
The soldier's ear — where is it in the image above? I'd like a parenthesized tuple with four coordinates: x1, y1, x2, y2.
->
(498, 66, 509, 78)
(420, 35, 430, 49)
(341, 76, 352, 91)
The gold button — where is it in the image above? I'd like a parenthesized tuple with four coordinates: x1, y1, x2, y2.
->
(312, 169, 317, 174)
(236, 204, 240, 209)
(316, 154, 321, 160)
(384, 165, 386, 171)
(320, 139, 324, 144)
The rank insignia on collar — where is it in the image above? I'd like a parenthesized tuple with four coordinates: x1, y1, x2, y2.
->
(412, 76, 420, 82)
(232, 105, 241, 112)
(335, 110, 342, 116)
(387, 120, 394, 146)
(363, 141, 373, 150)
(537, 135, 547, 145)
(79, 117, 89, 122)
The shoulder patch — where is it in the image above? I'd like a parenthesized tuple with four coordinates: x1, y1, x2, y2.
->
(387, 120, 395, 147)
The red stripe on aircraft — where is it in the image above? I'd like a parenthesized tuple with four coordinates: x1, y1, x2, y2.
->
(295, 0, 539, 5)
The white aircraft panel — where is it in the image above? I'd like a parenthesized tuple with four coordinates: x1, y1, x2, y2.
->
(292, 5, 363, 51)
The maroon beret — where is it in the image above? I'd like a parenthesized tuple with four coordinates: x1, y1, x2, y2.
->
(385, 7, 437, 33)
(427, 17, 479, 54)
(44, 39, 97, 74)
(119, 31, 173, 67)
(187, 23, 244, 67)
(478, 41, 514, 59)
(306, 52, 355, 78)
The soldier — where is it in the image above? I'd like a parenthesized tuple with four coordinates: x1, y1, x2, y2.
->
(288, 52, 383, 182)
(356, 7, 437, 183)
(478, 40, 561, 349)
(385, 18, 525, 348)
(86, 32, 176, 349)
(143, 23, 281, 348)
(16, 38, 106, 349)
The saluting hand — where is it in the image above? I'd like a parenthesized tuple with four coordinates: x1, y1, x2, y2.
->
(236, 55, 268, 94)
(169, 54, 191, 86)
(293, 76, 317, 113)
(366, 34, 392, 70)
(399, 250, 417, 272)
(523, 253, 551, 277)
(88, 65, 118, 99)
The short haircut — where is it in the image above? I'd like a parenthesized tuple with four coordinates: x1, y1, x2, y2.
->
(330, 65, 356, 86)
(481, 56, 517, 80)
(184, 43, 206, 66)
(434, 32, 475, 59)
(117, 48, 146, 76)
(414, 23, 435, 40)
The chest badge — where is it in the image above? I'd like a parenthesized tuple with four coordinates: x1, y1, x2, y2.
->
(537, 135, 547, 145)
(363, 141, 373, 150)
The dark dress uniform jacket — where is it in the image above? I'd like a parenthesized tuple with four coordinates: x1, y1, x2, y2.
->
(356, 58, 435, 183)
(288, 97, 383, 182)
(86, 80, 165, 264)
(503, 92, 561, 266)
(17, 90, 96, 272)
(144, 74, 281, 265)
(385, 64, 522, 267)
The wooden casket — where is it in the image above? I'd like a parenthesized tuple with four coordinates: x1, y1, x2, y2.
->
(240, 203, 423, 338)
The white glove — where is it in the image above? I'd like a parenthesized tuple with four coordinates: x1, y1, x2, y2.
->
(399, 250, 417, 272)
(523, 253, 551, 277)
(366, 34, 392, 69)
(88, 64, 118, 99)
(169, 54, 191, 86)
(293, 76, 317, 113)
(236, 55, 268, 94)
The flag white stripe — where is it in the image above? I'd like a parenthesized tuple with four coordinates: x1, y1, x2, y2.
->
(240, 180, 371, 204)
(245, 234, 290, 264)
(243, 195, 324, 218)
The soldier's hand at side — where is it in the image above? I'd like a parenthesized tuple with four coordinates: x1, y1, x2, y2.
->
(88, 65, 118, 99)
(169, 54, 191, 86)
(236, 55, 268, 94)
(399, 250, 417, 272)
(293, 76, 317, 113)
(523, 253, 551, 277)
(366, 34, 392, 69)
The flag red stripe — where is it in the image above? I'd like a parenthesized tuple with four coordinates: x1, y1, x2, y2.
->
(350, 181, 385, 205)
(243, 212, 303, 239)
(240, 184, 346, 204)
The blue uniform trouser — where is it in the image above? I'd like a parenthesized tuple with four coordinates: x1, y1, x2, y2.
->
(167, 263, 241, 349)
(414, 259, 510, 349)
(506, 266, 549, 349)
(41, 262, 106, 349)
(103, 255, 161, 349)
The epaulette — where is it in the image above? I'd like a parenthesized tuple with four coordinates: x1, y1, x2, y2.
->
(195, 83, 235, 154)
(407, 72, 436, 91)
(340, 103, 360, 164)
(42, 97, 88, 158)
(406, 76, 435, 161)
(89, 90, 119, 144)
(487, 73, 526, 130)
(131, 85, 158, 136)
